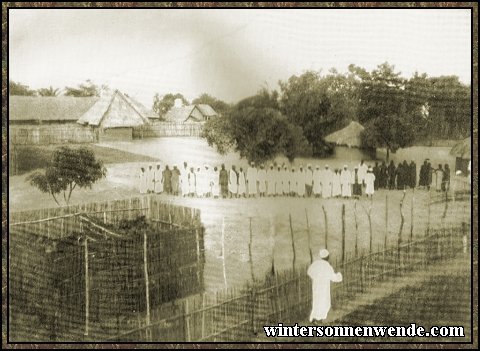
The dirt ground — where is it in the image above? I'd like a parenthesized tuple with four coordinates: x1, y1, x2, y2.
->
(9, 138, 471, 292)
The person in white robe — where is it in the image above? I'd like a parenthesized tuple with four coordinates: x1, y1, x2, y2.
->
(313, 165, 322, 197)
(203, 164, 213, 197)
(181, 162, 189, 196)
(154, 164, 163, 194)
(358, 160, 368, 187)
(290, 167, 298, 196)
(237, 167, 246, 197)
(188, 167, 196, 196)
(246, 162, 258, 197)
(275, 166, 283, 196)
(297, 165, 306, 197)
(307, 249, 342, 323)
(305, 164, 314, 197)
(146, 164, 155, 193)
(331, 169, 342, 198)
(266, 164, 276, 196)
(211, 166, 220, 198)
(321, 165, 333, 199)
(257, 165, 267, 197)
(365, 167, 376, 197)
(435, 164, 444, 192)
(282, 165, 290, 195)
(139, 167, 148, 194)
(340, 165, 352, 198)
(229, 165, 238, 198)
(195, 167, 203, 197)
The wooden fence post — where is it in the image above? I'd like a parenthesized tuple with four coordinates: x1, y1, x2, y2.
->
(354, 201, 359, 258)
(289, 214, 296, 270)
(385, 194, 388, 249)
(84, 237, 90, 337)
(341, 204, 346, 264)
(305, 209, 313, 264)
(322, 205, 328, 250)
(185, 299, 191, 342)
(410, 188, 415, 242)
(249, 217, 255, 282)
(222, 217, 228, 289)
(143, 231, 151, 327)
(270, 216, 276, 275)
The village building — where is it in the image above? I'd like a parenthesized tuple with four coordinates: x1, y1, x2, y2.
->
(77, 89, 155, 142)
(164, 104, 218, 123)
(324, 121, 375, 160)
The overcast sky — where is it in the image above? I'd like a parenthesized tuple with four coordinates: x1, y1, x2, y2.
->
(9, 9, 471, 106)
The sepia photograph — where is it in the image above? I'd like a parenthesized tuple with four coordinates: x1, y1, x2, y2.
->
(5, 4, 476, 346)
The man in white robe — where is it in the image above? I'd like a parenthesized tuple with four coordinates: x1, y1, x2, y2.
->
(266, 164, 276, 196)
(188, 167, 196, 196)
(305, 164, 314, 197)
(358, 160, 368, 187)
(246, 162, 258, 197)
(146, 164, 155, 193)
(154, 164, 163, 194)
(275, 166, 283, 196)
(181, 162, 189, 196)
(340, 165, 352, 198)
(237, 167, 246, 197)
(229, 165, 238, 198)
(139, 167, 147, 194)
(211, 166, 220, 198)
(313, 165, 322, 197)
(307, 249, 342, 323)
(290, 167, 297, 196)
(321, 165, 333, 198)
(195, 167, 203, 197)
(297, 165, 306, 197)
(365, 166, 376, 197)
(282, 165, 290, 195)
(257, 165, 267, 197)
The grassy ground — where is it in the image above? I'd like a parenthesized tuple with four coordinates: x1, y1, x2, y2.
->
(11, 143, 159, 175)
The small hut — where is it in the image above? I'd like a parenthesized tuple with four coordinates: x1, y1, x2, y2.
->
(450, 137, 471, 175)
(324, 121, 374, 160)
(164, 104, 218, 123)
(77, 90, 153, 142)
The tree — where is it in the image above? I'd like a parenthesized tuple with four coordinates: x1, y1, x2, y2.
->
(203, 89, 311, 163)
(9, 80, 36, 96)
(152, 93, 189, 119)
(192, 93, 230, 115)
(64, 80, 100, 97)
(360, 114, 415, 162)
(28, 146, 106, 206)
(37, 86, 60, 97)
(279, 71, 338, 156)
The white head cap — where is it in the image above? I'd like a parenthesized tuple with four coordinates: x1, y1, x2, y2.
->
(319, 249, 329, 259)
(456, 170, 462, 175)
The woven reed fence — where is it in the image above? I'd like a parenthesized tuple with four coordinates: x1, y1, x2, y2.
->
(111, 224, 468, 342)
(9, 196, 205, 342)
(10, 124, 98, 145)
(133, 122, 204, 138)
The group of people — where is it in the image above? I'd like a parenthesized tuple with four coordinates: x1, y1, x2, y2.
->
(139, 161, 382, 199)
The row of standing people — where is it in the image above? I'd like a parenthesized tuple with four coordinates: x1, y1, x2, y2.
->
(139, 162, 379, 198)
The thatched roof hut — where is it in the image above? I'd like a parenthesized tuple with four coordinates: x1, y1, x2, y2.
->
(324, 121, 365, 148)
(77, 90, 152, 128)
(164, 104, 218, 123)
(9, 96, 98, 124)
(450, 137, 471, 158)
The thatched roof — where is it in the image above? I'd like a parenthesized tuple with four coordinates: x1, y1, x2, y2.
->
(324, 121, 365, 148)
(164, 104, 217, 123)
(450, 137, 471, 158)
(164, 106, 196, 123)
(9, 96, 98, 122)
(123, 94, 157, 119)
(197, 104, 218, 118)
(77, 90, 151, 128)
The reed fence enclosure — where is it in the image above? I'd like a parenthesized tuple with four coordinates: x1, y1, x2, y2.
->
(10, 124, 98, 145)
(9, 196, 206, 342)
(109, 190, 471, 342)
(133, 122, 204, 138)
